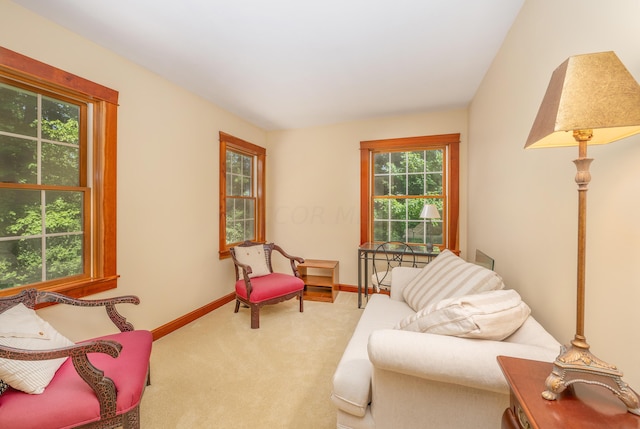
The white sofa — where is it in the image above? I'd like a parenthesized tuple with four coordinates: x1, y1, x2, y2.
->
(331, 266, 560, 429)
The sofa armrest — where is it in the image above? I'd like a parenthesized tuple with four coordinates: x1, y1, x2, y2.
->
(368, 329, 559, 394)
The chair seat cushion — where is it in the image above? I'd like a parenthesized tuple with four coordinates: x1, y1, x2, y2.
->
(0, 330, 152, 429)
(236, 273, 304, 303)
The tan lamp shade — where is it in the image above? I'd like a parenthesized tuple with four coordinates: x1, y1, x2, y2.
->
(525, 51, 640, 149)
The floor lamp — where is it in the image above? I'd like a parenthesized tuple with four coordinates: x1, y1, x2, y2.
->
(525, 51, 640, 414)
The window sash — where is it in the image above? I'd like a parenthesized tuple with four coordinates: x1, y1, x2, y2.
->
(360, 134, 460, 250)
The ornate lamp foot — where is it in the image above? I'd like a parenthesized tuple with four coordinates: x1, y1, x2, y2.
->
(542, 343, 640, 415)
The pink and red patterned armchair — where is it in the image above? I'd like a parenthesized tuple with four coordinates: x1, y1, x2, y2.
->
(230, 241, 305, 329)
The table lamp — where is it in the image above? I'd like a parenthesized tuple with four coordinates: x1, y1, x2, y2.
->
(525, 51, 640, 414)
(419, 203, 440, 252)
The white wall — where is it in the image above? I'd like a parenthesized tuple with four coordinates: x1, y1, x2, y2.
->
(266, 109, 468, 284)
(1, 1, 266, 338)
(469, 0, 640, 389)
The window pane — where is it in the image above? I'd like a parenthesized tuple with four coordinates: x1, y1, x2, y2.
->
(41, 96, 79, 144)
(45, 191, 83, 234)
(390, 174, 406, 196)
(407, 173, 424, 195)
(228, 151, 241, 174)
(373, 176, 388, 195)
(230, 174, 243, 195)
(390, 198, 406, 220)
(0, 135, 37, 184)
(425, 173, 443, 194)
(226, 197, 238, 222)
(373, 198, 389, 219)
(373, 153, 390, 174)
(242, 176, 251, 196)
(244, 219, 255, 241)
(0, 189, 41, 237)
(42, 142, 80, 186)
(0, 83, 37, 136)
(407, 151, 425, 173)
(373, 220, 388, 242)
(46, 234, 82, 280)
(242, 199, 255, 241)
(227, 221, 243, 244)
(242, 155, 251, 176)
(390, 223, 407, 242)
(390, 152, 404, 173)
(245, 199, 255, 221)
(425, 149, 443, 172)
(0, 238, 42, 289)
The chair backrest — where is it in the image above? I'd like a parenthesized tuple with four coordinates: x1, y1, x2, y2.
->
(474, 249, 495, 270)
(372, 242, 416, 287)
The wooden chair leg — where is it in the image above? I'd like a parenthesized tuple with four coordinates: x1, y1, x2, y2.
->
(299, 291, 304, 313)
(250, 304, 260, 329)
(122, 405, 140, 429)
(234, 299, 240, 313)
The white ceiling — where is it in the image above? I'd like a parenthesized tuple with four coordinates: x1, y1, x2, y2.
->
(14, 0, 524, 130)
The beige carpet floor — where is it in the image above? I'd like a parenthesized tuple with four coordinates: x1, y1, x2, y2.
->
(140, 292, 362, 428)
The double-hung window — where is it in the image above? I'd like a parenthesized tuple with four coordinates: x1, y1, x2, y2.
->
(219, 132, 265, 257)
(360, 134, 459, 249)
(0, 47, 118, 297)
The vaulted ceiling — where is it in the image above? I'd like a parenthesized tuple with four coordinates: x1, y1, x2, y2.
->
(14, 0, 524, 130)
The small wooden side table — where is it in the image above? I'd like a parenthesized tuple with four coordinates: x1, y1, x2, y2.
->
(298, 259, 339, 303)
(497, 355, 640, 429)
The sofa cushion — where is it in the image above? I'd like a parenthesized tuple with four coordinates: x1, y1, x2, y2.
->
(402, 250, 505, 312)
(0, 303, 74, 394)
(234, 244, 271, 278)
(0, 330, 152, 429)
(395, 289, 531, 340)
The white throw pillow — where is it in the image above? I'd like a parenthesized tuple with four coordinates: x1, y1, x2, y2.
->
(234, 244, 271, 278)
(402, 249, 505, 312)
(0, 302, 50, 339)
(395, 289, 531, 340)
(0, 303, 74, 394)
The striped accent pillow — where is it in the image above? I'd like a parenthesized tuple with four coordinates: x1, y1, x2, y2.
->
(402, 249, 505, 312)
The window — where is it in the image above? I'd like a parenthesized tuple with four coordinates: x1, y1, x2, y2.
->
(360, 134, 459, 249)
(219, 132, 265, 258)
(0, 47, 118, 298)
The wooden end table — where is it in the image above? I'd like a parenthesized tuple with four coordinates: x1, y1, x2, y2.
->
(298, 259, 339, 303)
(497, 355, 640, 429)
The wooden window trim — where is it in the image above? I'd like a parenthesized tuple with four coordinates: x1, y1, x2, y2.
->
(0, 47, 118, 298)
(219, 131, 266, 259)
(359, 133, 460, 250)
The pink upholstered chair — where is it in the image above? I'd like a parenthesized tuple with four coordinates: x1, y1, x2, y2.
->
(230, 241, 305, 329)
(0, 289, 152, 429)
